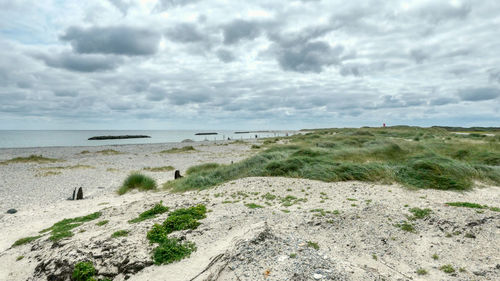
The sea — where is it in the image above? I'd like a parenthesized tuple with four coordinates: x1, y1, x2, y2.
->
(0, 130, 296, 149)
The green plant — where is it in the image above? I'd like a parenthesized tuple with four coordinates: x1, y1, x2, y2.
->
(40, 212, 101, 242)
(16, 256, 24, 261)
(147, 224, 169, 244)
(440, 264, 455, 273)
(95, 149, 122, 155)
(162, 205, 207, 234)
(395, 221, 416, 233)
(307, 241, 319, 250)
(129, 202, 169, 223)
(96, 220, 109, 226)
(408, 207, 432, 220)
(245, 203, 264, 209)
(416, 268, 428, 275)
(72, 261, 96, 281)
(289, 253, 297, 258)
(152, 238, 196, 265)
(111, 230, 129, 238)
(0, 155, 60, 165)
(12, 235, 41, 247)
(159, 146, 196, 154)
(432, 254, 439, 260)
(118, 173, 157, 195)
(262, 193, 277, 200)
(446, 202, 486, 209)
(143, 166, 175, 172)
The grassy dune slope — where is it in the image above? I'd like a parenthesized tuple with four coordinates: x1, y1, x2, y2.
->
(165, 127, 500, 192)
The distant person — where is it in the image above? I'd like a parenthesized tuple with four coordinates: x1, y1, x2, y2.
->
(255, 134, 258, 139)
(383, 123, 386, 127)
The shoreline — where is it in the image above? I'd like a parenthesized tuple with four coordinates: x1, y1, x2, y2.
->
(0, 139, 259, 211)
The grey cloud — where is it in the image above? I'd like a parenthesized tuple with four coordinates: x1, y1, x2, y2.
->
(61, 26, 161, 56)
(458, 87, 500, 101)
(154, 0, 200, 12)
(165, 23, 206, 43)
(146, 87, 167, 101)
(16, 81, 32, 89)
(414, 1, 471, 23)
(430, 97, 458, 106)
(108, 0, 132, 15)
(489, 69, 500, 83)
(54, 90, 78, 97)
(410, 49, 431, 64)
(34, 51, 122, 72)
(168, 90, 212, 105)
(215, 49, 235, 63)
(276, 41, 344, 73)
(223, 20, 262, 45)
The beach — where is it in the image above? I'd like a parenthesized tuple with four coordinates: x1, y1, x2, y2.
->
(1, 139, 499, 281)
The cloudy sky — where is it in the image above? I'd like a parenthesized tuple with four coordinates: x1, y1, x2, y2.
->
(0, 0, 499, 130)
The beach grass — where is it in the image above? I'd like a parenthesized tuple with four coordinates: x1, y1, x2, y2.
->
(164, 127, 500, 192)
(159, 146, 196, 154)
(118, 173, 157, 195)
(1, 155, 61, 165)
(95, 149, 123, 155)
(143, 166, 175, 172)
(12, 235, 42, 247)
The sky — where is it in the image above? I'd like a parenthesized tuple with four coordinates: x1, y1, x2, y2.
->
(0, 0, 499, 130)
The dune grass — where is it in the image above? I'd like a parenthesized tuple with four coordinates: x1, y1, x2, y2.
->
(118, 173, 157, 195)
(12, 235, 42, 247)
(143, 166, 175, 172)
(164, 127, 500, 192)
(95, 149, 122, 155)
(159, 146, 196, 154)
(40, 164, 94, 170)
(1, 155, 61, 165)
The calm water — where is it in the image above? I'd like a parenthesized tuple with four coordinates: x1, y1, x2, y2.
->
(0, 130, 294, 148)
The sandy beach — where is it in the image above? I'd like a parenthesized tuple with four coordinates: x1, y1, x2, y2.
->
(1, 140, 499, 281)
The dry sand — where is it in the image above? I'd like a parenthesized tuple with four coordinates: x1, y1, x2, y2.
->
(0, 141, 499, 281)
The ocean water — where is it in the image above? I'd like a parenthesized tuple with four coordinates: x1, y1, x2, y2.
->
(0, 130, 294, 148)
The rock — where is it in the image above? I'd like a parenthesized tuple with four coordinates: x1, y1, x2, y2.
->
(7, 208, 17, 214)
(313, 273, 323, 279)
(181, 139, 194, 143)
(76, 187, 83, 200)
(174, 170, 183, 179)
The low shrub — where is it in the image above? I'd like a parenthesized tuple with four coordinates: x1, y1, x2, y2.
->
(72, 261, 95, 281)
(111, 230, 129, 238)
(129, 202, 169, 223)
(152, 238, 196, 265)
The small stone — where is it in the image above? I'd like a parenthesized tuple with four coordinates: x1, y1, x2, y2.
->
(313, 273, 323, 279)
(7, 208, 17, 214)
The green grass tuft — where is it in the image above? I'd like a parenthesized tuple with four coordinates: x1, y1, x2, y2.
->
(1, 155, 60, 165)
(40, 212, 101, 242)
(416, 268, 428, 275)
(395, 221, 416, 233)
(96, 220, 109, 226)
(111, 230, 129, 238)
(446, 202, 487, 209)
(159, 146, 196, 154)
(306, 241, 320, 250)
(143, 166, 175, 172)
(408, 207, 432, 220)
(440, 264, 455, 274)
(129, 202, 169, 223)
(245, 203, 264, 209)
(12, 235, 41, 247)
(118, 173, 157, 195)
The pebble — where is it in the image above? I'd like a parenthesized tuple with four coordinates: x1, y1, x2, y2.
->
(313, 273, 323, 279)
(7, 208, 17, 214)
